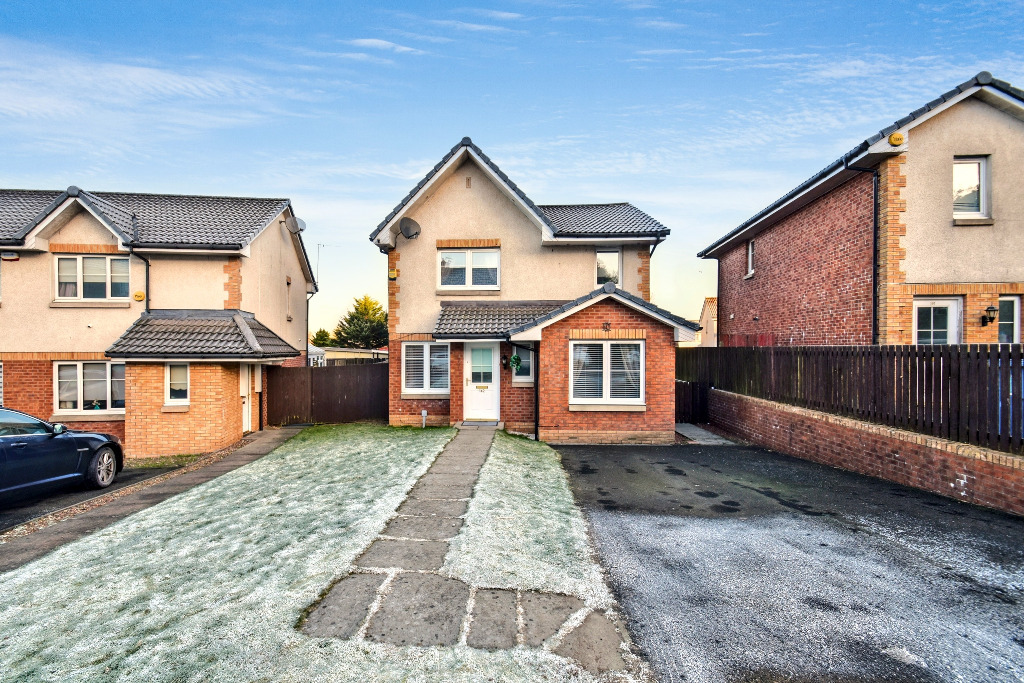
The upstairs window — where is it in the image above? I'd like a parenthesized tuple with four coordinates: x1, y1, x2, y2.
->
(953, 157, 988, 217)
(56, 255, 130, 300)
(999, 296, 1020, 344)
(402, 342, 450, 393)
(438, 250, 500, 290)
(746, 239, 755, 276)
(596, 249, 620, 287)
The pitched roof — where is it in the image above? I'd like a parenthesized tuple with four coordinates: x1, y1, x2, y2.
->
(698, 71, 1024, 258)
(434, 300, 568, 338)
(370, 138, 670, 245)
(508, 282, 700, 335)
(107, 309, 299, 359)
(538, 203, 669, 238)
(701, 297, 718, 319)
(0, 186, 290, 248)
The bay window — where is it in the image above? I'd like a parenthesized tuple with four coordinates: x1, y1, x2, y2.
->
(438, 249, 500, 290)
(570, 341, 644, 405)
(55, 255, 130, 300)
(402, 342, 450, 394)
(53, 362, 126, 413)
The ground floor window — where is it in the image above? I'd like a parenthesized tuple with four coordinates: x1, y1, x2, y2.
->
(913, 297, 961, 345)
(53, 361, 125, 413)
(166, 363, 190, 404)
(402, 342, 450, 393)
(999, 296, 1020, 344)
(512, 347, 534, 382)
(570, 340, 644, 404)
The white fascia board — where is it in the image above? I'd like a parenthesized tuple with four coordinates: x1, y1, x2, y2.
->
(975, 86, 1024, 120)
(541, 236, 660, 247)
(509, 292, 692, 341)
(435, 337, 505, 343)
(374, 147, 470, 249)
(22, 197, 128, 251)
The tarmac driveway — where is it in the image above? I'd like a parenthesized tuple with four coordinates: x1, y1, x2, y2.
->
(556, 440, 1024, 683)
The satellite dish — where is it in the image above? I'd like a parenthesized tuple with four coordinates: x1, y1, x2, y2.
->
(399, 217, 421, 239)
(284, 216, 306, 234)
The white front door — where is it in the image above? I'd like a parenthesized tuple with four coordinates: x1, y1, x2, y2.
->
(240, 363, 252, 432)
(464, 343, 500, 421)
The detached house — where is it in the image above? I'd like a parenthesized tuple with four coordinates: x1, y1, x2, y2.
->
(0, 187, 315, 457)
(699, 72, 1024, 347)
(370, 138, 697, 444)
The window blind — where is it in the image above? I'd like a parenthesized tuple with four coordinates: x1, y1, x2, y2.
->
(610, 343, 641, 399)
(404, 344, 425, 389)
(572, 343, 604, 398)
(429, 345, 450, 389)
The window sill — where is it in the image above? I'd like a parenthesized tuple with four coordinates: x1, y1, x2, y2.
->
(162, 404, 190, 413)
(401, 392, 450, 400)
(569, 403, 646, 412)
(510, 381, 535, 388)
(743, 272, 755, 280)
(50, 412, 126, 422)
(50, 300, 131, 308)
(953, 217, 994, 226)
(436, 289, 501, 297)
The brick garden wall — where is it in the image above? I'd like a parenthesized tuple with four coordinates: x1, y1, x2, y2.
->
(125, 363, 243, 458)
(709, 389, 1024, 516)
(538, 299, 675, 444)
(717, 172, 875, 347)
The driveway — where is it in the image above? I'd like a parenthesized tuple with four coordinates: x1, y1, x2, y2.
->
(557, 440, 1024, 683)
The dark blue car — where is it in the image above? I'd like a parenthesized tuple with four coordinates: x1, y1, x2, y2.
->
(0, 407, 123, 496)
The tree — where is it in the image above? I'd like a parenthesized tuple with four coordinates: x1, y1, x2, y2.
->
(333, 295, 388, 349)
(309, 328, 332, 347)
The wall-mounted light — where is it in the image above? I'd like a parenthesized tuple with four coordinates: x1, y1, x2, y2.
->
(501, 354, 509, 369)
(982, 305, 998, 326)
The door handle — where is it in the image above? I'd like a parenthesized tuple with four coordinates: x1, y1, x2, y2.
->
(11, 442, 27, 448)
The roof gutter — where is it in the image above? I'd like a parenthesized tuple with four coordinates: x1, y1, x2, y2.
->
(128, 242, 242, 251)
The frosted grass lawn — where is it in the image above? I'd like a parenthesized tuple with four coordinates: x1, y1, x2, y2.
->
(0, 424, 608, 682)
(444, 431, 614, 607)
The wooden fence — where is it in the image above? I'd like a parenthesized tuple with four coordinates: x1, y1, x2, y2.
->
(676, 345, 1024, 455)
(266, 363, 388, 426)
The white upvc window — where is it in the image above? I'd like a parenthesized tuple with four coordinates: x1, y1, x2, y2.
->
(55, 255, 130, 300)
(999, 296, 1020, 344)
(402, 342, 450, 393)
(596, 249, 621, 287)
(438, 249, 500, 290)
(53, 361, 126, 413)
(569, 341, 645, 405)
(511, 347, 534, 383)
(165, 363, 190, 405)
(953, 156, 989, 218)
(913, 297, 962, 345)
(745, 239, 756, 276)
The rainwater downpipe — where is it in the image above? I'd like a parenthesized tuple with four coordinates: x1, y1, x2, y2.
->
(843, 156, 880, 345)
(128, 214, 150, 313)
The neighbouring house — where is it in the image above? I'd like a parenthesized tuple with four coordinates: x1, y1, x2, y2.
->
(307, 344, 326, 367)
(370, 137, 698, 444)
(697, 297, 718, 347)
(698, 72, 1024, 347)
(0, 186, 316, 457)
(321, 346, 389, 364)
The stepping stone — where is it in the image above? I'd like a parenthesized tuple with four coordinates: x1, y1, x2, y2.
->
(353, 539, 448, 570)
(384, 515, 464, 540)
(396, 497, 469, 518)
(521, 592, 584, 646)
(417, 472, 480, 487)
(365, 574, 470, 647)
(554, 612, 627, 674)
(467, 589, 517, 650)
(302, 573, 384, 638)
(409, 481, 476, 500)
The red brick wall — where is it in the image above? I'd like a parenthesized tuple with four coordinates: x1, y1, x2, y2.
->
(1, 358, 125, 442)
(500, 342, 535, 434)
(388, 339, 451, 426)
(281, 352, 306, 368)
(538, 299, 675, 444)
(717, 172, 875, 347)
(449, 343, 464, 424)
(710, 389, 1024, 516)
(125, 363, 243, 458)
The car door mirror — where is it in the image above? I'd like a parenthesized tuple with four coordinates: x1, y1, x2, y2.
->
(51, 423, 68, 435)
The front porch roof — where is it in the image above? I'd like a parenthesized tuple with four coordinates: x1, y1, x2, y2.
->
(106, 309, 300, 360)
(434, 300, 567, 339)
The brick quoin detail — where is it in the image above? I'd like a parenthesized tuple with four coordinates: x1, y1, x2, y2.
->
(125, 363, 243, 458)
(538, 299, 675, 445)
(717, 172, 875, 346)
(637, 248, 651, 302)
(387, 251, 400, 337)
(709, 390, 1024, 517)
(223, 257, 242, 309)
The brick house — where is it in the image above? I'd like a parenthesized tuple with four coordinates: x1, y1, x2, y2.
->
(370, 138, 698, 444)
(0, 187, 315, 457)
(698, 72, 1024, 347)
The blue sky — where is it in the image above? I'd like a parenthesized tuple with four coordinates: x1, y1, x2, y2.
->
(1, 1, 1022, 332)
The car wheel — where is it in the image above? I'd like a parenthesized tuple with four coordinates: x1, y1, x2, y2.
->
(86, 447, 118, 489)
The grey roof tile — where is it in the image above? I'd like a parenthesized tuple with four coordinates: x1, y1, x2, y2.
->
(434, 300, 568, 338)
(698, 71, 1024, 258)
(107, 309, 299, 359)
(0, 190, 65, 241)
(538, 203, 670, 237)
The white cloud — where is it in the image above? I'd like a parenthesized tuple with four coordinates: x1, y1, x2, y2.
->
(465, 9, 526, 21)
(637, 19, 686, 29)
(430, 19, 516, 32)
(346, 39, 427, 55)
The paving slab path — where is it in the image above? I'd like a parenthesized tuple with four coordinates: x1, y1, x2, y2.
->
(302, 425, 634, 676)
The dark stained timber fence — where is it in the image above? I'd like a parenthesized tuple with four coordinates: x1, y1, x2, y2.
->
(266, 363, 388, 426)
(676, 345, 1024, 455)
